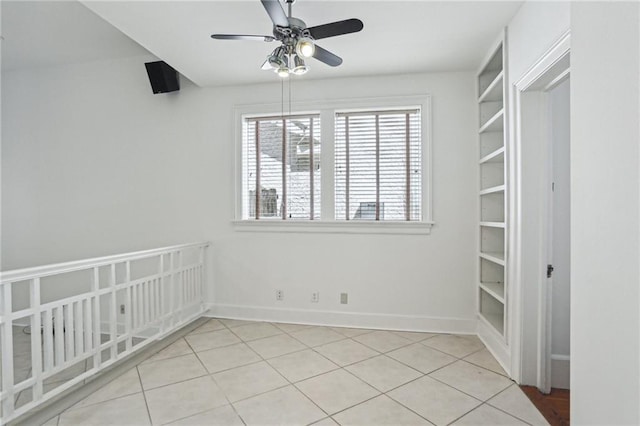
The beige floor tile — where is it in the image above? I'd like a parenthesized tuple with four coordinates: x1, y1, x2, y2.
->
(333, 394, 432, 426)
(268, 349, 339, 382)
(142, 338, 193, 364)
(273, 322, 314, 333)
(315, 339, 379, 366)
(73, 368, 142, 409)
(40, 415, 59, 426)
(59, 393, 150, 426)
(387, 343, 457, 374)
(219, 319, 257, 328)
(330, 327, 374, 338)
(231, 322, 283, 341)
(145, 375, 228, 425)
(233, 385, 325, 426)
(196, 343, 261, 374)
(353, 331, 412, 353)
(246, 333, 307, 359)
(464, 348, 508, 376)
(429, 360, 512, 401)
(392, 331, 438, 342)
(212, 361, 288, 402)
(137, 353, 207, 390)
(422, 334, 485, 358)
(185, 329, 241, 352)
(187, 319, 226, 335)
(346, 355, 422, 392)
(291, 327, 345, 347)
(296, 369, 379, 415)
(167, 404, 243, 426)
(487, 384, 550, 425)
(388, 376, 481, 426)
(451, 403, 527, 425)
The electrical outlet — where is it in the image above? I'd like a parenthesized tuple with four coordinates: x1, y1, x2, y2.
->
(276, 289, 284, 301)
(120, 304, 125, 314)
(311, 292, 319, 303)
(340, 293, 348, 304)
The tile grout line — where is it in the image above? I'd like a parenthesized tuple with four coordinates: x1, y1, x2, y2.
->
(136, 366, 154, 426)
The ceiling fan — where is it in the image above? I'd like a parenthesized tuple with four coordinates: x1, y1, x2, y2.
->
(211, 0, 364, 77)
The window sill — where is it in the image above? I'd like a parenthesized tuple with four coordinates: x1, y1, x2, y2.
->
(232, 220, 434, 235)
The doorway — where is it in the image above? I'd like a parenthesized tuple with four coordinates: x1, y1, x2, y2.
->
(510, 33, 570, 393)
(548, 78, 570, 390)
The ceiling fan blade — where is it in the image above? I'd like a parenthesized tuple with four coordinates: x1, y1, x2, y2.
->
(211, 34, 275, 42)
(307, 18, 364, 40)
(261, 0, 289, 28)
(312, 44, 343, 67)
(261, 59, 274, 70)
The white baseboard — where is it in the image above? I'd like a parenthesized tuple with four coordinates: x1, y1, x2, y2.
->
(477, 319, 511, 377)
(205, 303, 477, 334)
(551, 354, 570, 389)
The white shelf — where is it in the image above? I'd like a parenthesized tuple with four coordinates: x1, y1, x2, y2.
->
(479, 109, 504, 134)
(479, 185, 505, 196)
(479, 147, 505, 164)
(478, 71, 504, 103)
(479, 282, 505, 304)
(480, 221, 505, 228)
(477, 36, 507, 342)
(479, 311, 504, 335)
(479, 251, 505, 266)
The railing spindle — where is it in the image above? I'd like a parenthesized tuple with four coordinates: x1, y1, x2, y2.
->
(92, 268, 101, 370)
(75, 299, 84, 355)
(43, 309, 54, 372)
(30, 278, 44, 401)
(54, 306, 64, 366)
(64, 303, 75, 361)
(83, 298, 92, 353)
(109, 264, 117, 360)
(1, 281, 16, 418)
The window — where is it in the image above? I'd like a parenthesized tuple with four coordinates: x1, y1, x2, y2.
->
(236, 95, 432, 233)
(335, 109, 422, 221)
(242, 114, 321, 220)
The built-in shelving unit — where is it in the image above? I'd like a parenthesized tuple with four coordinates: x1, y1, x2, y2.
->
(477, 34, 508, 348)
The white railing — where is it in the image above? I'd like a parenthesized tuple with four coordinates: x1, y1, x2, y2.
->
(0, 242, 209, 424)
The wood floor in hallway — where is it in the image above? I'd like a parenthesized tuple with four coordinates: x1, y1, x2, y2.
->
(521, 385, 570, 426)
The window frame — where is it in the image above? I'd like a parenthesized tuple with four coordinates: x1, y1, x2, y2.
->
(233, 95, 433, 234)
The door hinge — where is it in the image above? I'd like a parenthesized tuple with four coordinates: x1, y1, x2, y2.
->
(547, 264, 554, 278)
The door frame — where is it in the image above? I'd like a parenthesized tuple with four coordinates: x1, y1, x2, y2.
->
(509, 31, 570, 391)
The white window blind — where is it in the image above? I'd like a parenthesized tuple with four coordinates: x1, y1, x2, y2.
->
(335, 109, 422, 221)
(243, 114, 321, 220)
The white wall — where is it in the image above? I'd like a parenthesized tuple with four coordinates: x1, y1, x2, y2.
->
(507, 1, 570, 84)
(571, 2, 640, 424)
(203, 72, 478, 332)
(1, 56, 212, 270)
(2, 56, 478, 332)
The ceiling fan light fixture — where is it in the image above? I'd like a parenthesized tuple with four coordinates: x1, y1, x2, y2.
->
(292, 55, 309, 75)
(276, 66, 290, 78)
(296, 37, 315, 58)
(267, 46, 288, 69)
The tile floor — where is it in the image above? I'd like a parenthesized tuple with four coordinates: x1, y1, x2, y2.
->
(39, 319, 549, 425)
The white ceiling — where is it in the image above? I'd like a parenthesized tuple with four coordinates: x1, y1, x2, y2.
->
(1, 1, 149, 72)
(2, 1, 523, 87)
